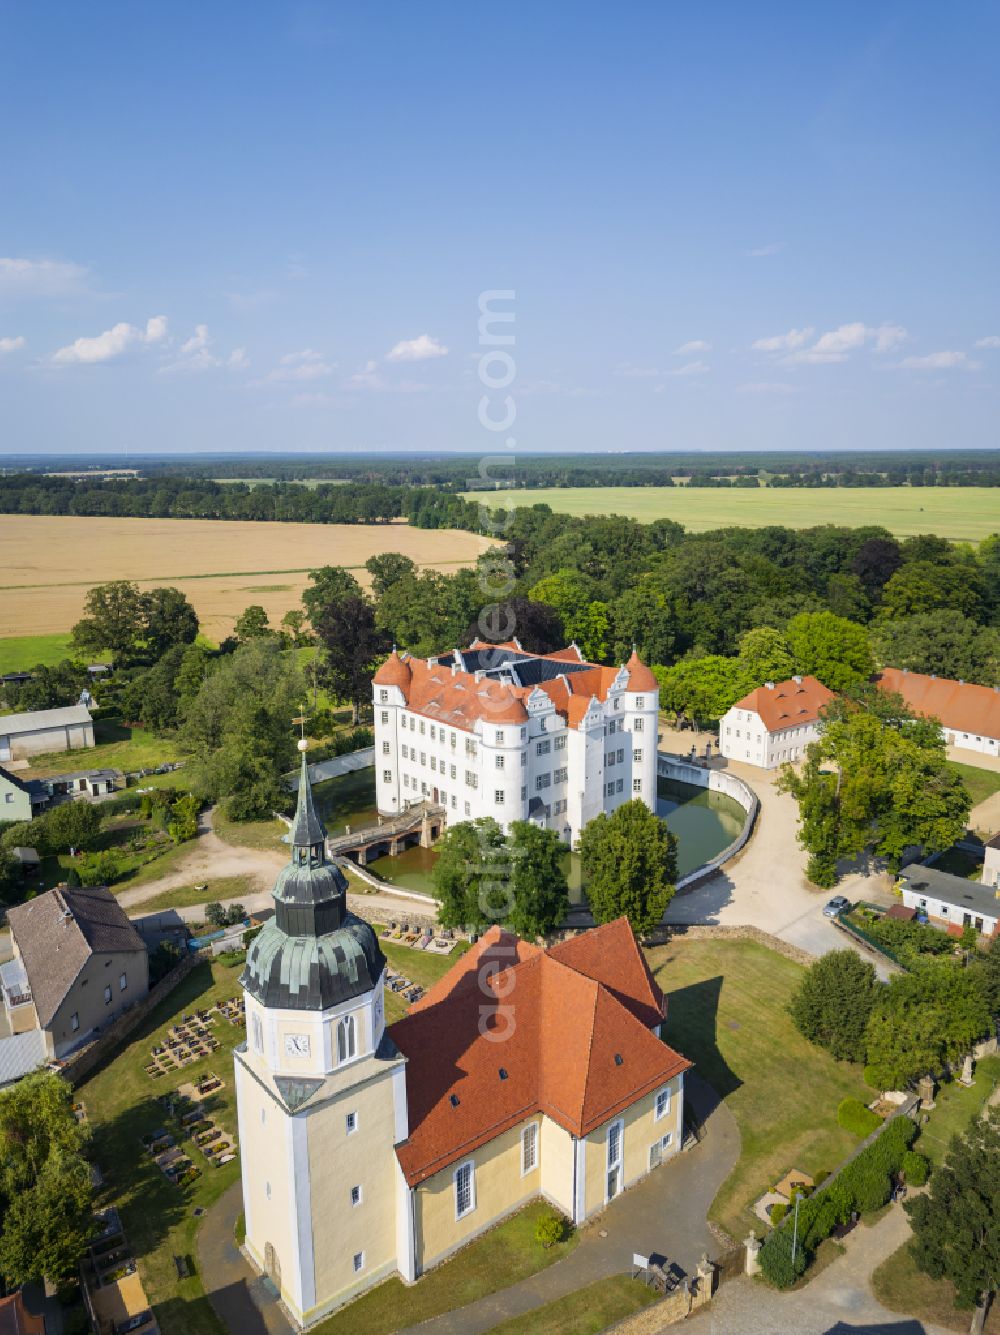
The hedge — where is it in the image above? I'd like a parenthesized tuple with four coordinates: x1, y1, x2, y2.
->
(759, 1116, 917, 1288)
(837, 1097, 881, 1139)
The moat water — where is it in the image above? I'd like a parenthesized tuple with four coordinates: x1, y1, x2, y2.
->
(314, 770, 746, 900)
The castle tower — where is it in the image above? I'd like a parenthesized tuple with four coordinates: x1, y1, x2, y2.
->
(234, 740, 410, 1327)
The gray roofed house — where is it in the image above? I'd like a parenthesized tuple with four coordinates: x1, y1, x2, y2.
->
(0, 763, 40, 823)
(5, 885, 149, 1058)
(0, 1028, 49, 1089)
(900, 864, 1000, 938)
(0, 703, 95, 762)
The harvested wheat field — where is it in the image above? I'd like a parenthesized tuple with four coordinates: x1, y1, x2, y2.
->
(0, 514, 495, 640)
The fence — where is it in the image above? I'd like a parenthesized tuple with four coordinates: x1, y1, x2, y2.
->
(60, 954, 199, 1087)
(832, 903, 907, 971)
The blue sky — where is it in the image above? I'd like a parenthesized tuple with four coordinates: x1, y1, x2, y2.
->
(1, 2, 998, 456)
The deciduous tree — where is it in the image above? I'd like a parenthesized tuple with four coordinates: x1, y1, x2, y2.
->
(508, 822, 570, 940)
(789, 950, 879, 1062)
(314, 594, 389, 723)
(785, 610, 874, 690)
(578, 799, 677, 938)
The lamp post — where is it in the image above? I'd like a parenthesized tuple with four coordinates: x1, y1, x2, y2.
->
(791, 1191, 802, 1270)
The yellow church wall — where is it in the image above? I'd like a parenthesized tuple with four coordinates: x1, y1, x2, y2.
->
(236, 1057, 300, 1311)
(538, 1114, 576, 1216)
(303, 1068, 400, 1317)
(414, 1117, 541, 1273)
(582, 1075, 683, 1218)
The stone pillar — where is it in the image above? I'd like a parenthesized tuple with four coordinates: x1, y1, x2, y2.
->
(960, 1054, 975, 1087)
(696, 1252, 716, 1300)
(420, 814, 432, 848)
(918, 1074, 936, 1109)
(744, 1233, 761, 1277)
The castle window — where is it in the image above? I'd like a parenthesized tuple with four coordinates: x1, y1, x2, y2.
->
(495, 790, 505, 804)
(383, 770, 392, 783)
(379, 690, 388, 703)
(521, 1123, 538, 1175)
(495, 730, 504, 744)
(633, 778, 642, 793)
(635, 696, 645, 709)
(252, 1014, 264, 1054)
(337, 1014, 357, 1065)
(382, 741, 390, 755)
(496, 754, 505, 770)
(454, 1160, 476, 1219)
(380, 711, 389, 725)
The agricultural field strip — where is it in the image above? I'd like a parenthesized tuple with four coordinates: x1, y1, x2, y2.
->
(0, 559, 475, 592)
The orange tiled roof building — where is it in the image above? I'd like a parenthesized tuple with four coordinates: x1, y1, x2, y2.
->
(719, 675, 835, 769)
(236, 766, 691, 1326)
(373, 640, 660, 844)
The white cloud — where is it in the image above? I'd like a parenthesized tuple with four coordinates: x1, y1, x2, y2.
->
(747, 242, 785, 257)
(350, 359, 383, 388)
(974, 335, 1000, 349)
(675, 340, 711, 355)
(52, 314, 168, 365)
(0, 335, 26, 353)
(386, 333, 448, 362)
(0, 256, 89, 298)
(752, 327, 815, 353)
(160, 324, 247, 374)
(670, 360, 710, 377)
(896, 350, 980, 371)
(755, 322, 908, 364)
(263, 349, 334, 383)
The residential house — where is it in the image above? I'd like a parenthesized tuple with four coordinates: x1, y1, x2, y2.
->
(899, 864, 999, 938)
(0, 702, 95, 761)
(0, 764, 39, 822)
(34, 767, 121, 800)
(234, 752, 690, 1328)
(0, 1289, 45, 1335)
(374, 640, 659, 845)
(718, 675, 835, 770)
(878, 668, 1000, 758)
(3, 885, 149, 1058)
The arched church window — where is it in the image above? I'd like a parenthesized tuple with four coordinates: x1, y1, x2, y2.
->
(337, 1013, 357, 1065)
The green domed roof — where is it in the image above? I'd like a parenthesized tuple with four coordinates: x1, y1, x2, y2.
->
(241, 749, 385, 1012)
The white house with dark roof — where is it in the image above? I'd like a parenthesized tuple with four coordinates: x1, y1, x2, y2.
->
(3, 885, 149, 1057)
(899, 865, 1000, 939)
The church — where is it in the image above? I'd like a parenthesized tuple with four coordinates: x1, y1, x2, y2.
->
(234, 743, 691, 1328)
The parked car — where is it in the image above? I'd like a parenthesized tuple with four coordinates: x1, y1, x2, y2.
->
(822, 895, 850, 918)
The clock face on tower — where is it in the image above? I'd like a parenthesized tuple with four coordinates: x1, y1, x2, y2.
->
(284, 1033, 311, 1058)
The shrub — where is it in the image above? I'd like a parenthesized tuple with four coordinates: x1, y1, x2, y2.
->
(77, 849, 122, 887)
(534, 1211, 570, 1248)
(770, 1202, 788, 1225)
(863, 1065, 883, 1090)
(837, 1097, 881, 1138)
(789, 950, 878, 1063)
(758, 1227, 807, 1288)
(902, 1150, 929, 1186)
(205, 902, 227, 928)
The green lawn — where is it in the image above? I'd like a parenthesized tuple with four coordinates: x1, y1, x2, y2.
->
(20, 718, 184, 779)
(211, 809, 287, 852)
(313, 1201, 578, 1335)
(0, 631, 79, 672)
(915, 1056, 1000, 1166)
(463, 486, 1000, 542)
(483, 1275, 659, 1334)
(649, 938, 872, 1239)
(79, 958, 248, 1335)
(872, 1241, 1000, 1334)
(379, 931, 470, 1023)
(138, 876, 254, 917)
(950, 761, 1000, 809)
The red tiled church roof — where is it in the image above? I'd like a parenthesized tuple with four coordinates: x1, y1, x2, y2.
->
(731, 675, 834, 732)
(390, 920, 689, 1187)
(878, 668, 1000, 742)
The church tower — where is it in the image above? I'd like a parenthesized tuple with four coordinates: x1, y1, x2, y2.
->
(234, 740, 410, 1327)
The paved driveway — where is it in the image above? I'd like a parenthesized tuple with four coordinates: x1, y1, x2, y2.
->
(679, 1202, 955, 1335)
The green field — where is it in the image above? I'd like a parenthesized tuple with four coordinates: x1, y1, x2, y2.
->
(464, 486, 1000, 542)
(0, 632, 78, 672)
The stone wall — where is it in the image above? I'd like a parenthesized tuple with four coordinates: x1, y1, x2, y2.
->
(607, 1267, 714, 1332)
(659, 922, 816, 967)
(656, 755, 760, 893)
(61, 954, 199, 1087)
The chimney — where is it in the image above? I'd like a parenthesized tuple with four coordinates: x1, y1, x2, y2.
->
(792, 675, 803, 684)
(765, 681, 775, 690)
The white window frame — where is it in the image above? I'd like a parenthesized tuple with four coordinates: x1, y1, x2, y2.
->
(654, 1085, 671, 1121)
(454, 1159, 476, 1220)
(606, 1117, 624, 1203)
(350, 1184, 362, 1207)
(104, 984, 113, 1004)
(353, 1251, 364, 1273)
(119, 971, 128, 991)
(337, 1013, 357, 1065)
(521, 1122, 538, 1176)
(345, 1111, 358, 1135)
